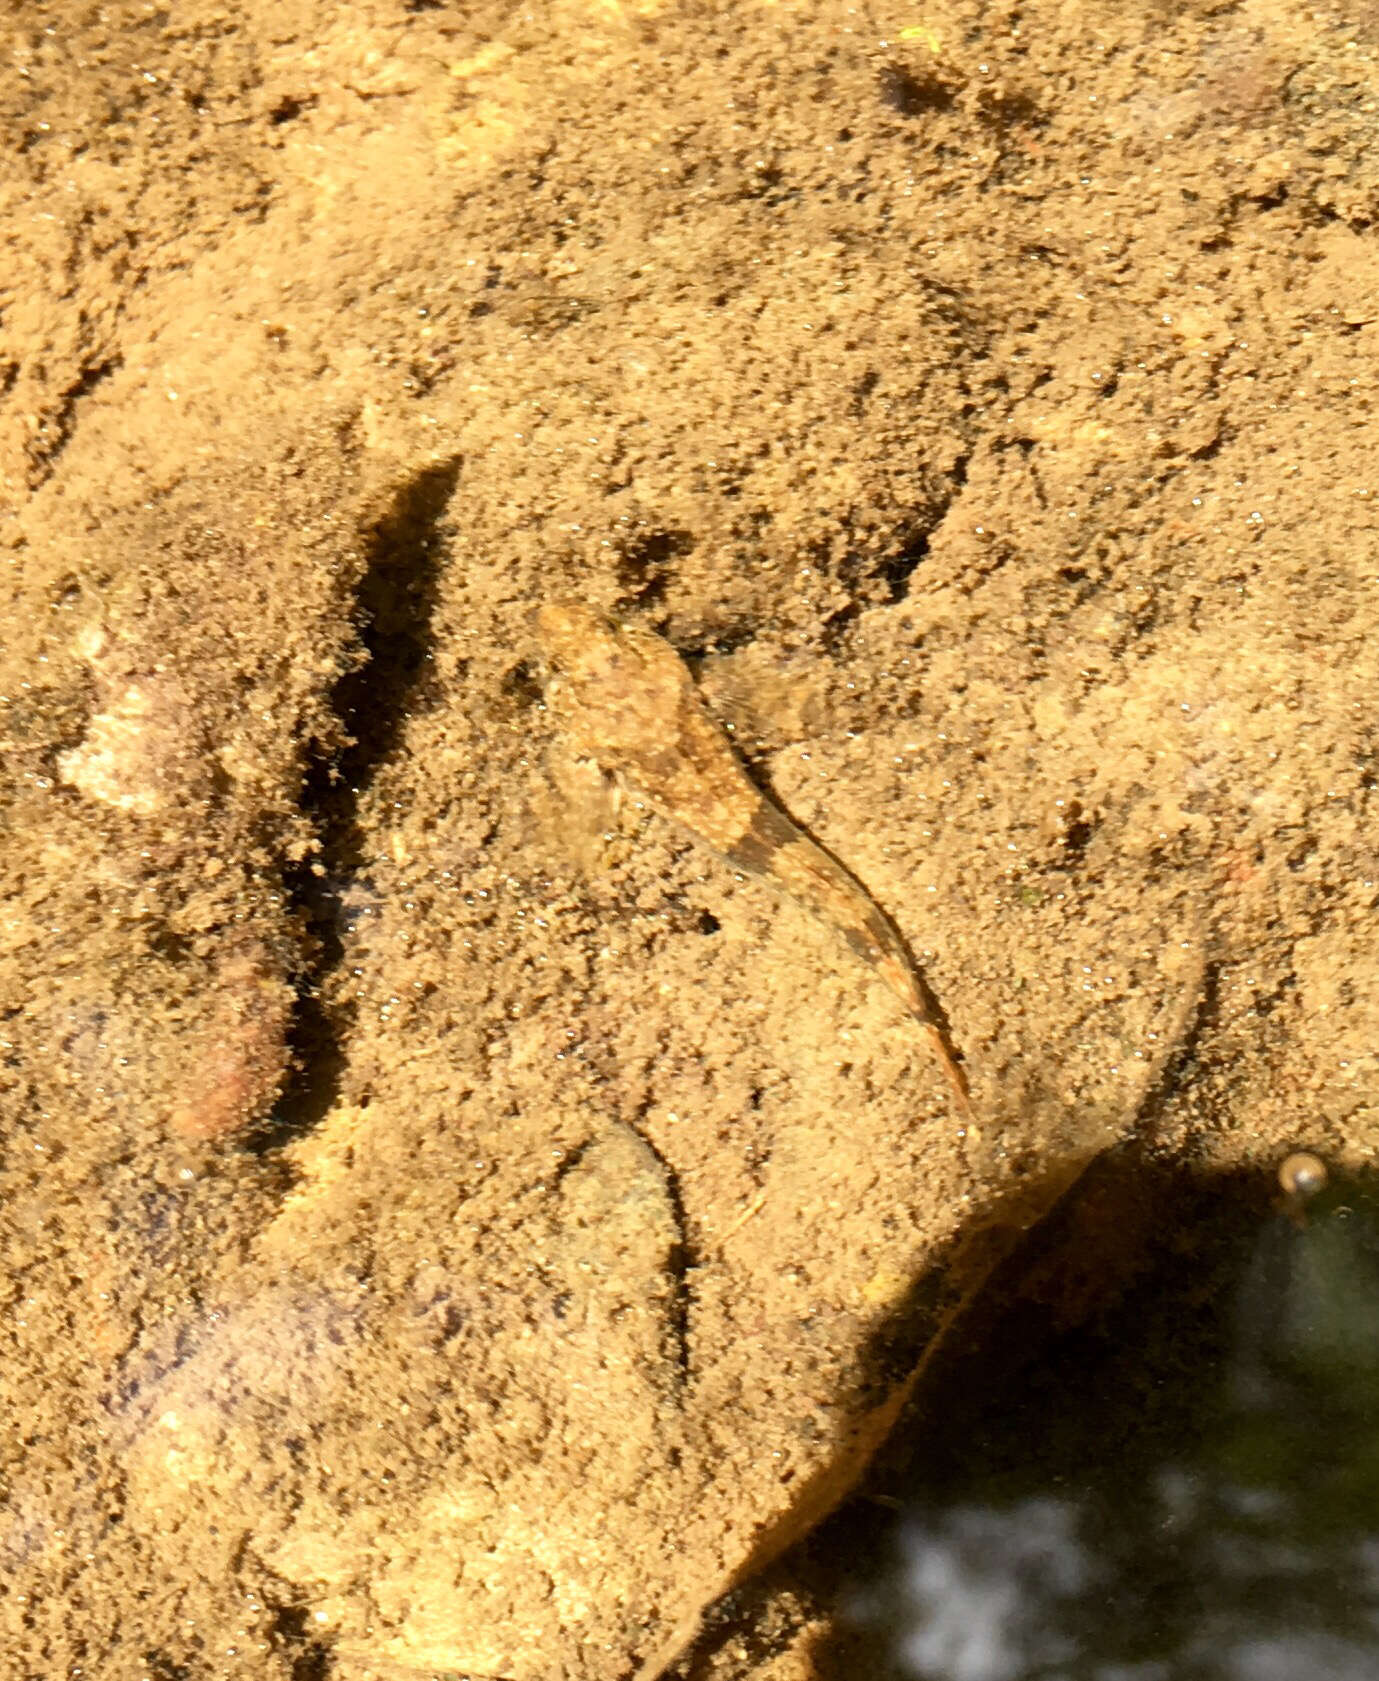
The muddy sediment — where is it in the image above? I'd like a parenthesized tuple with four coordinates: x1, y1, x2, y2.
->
(2, 4, 1376, 1676)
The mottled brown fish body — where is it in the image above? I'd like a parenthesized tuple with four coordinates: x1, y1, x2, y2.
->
(728, 799, 971, 1113)
(537, 603, 761, 852)
(727, 800, 922, 1019)
(536, 602, 972, 1115)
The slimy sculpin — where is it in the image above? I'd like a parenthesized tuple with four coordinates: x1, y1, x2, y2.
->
(535, 602, 973, 1117)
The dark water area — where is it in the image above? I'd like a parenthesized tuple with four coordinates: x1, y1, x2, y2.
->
(793, 1156, 1379, 1681)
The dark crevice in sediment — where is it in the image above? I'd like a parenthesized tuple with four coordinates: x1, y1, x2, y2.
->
(253, 457, 463, 1152)
(632, 1111, 698, 1390)
(27, 353, 124, 487)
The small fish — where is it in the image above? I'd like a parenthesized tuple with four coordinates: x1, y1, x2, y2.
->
(535, 602, 973, 1116)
